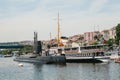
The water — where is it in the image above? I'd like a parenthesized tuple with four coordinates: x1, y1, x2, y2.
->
(0, 57, 120, 80)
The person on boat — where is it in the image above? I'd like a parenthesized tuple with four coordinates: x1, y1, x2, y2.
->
(54, 50, 57, 55)
(92, 52, 95, 58)
(45, 45, 51, 56)
(45, 49, 49, 56)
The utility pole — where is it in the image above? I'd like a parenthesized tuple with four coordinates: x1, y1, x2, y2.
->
(50, 32, 52, 46)
(50, 32, 52, 41)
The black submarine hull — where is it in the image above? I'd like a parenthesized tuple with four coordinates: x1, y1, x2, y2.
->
(14, 55, 66, 64)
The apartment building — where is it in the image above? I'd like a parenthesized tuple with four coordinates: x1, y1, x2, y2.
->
(109, 27, 116, 39)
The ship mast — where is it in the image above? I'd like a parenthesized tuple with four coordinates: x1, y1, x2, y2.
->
(57, 13, 61, 47)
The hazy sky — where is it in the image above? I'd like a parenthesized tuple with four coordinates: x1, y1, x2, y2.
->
(0, 0, 120, 42)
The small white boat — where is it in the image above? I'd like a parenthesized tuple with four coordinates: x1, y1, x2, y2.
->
(18, 63, 23, 67)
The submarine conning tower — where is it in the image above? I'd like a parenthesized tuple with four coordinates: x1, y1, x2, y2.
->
(33, 32, 42, 56)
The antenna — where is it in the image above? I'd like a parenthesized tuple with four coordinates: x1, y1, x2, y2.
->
(49, 32, 51, 39)
(97, 25, 99, 31)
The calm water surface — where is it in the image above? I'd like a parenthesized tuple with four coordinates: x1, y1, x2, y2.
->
(0, 57, 120, 80)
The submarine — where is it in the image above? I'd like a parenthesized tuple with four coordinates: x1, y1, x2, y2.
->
(14, 32, 66, 64)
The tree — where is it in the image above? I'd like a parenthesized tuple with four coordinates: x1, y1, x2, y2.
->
(115, 24, 120, 45)
(78, 36, 84, 45)
(94, 35, 99, 41)
(20, 45, 33, 53)
(105, 38, 115, 50)
(106, 39, 114, 46)
(94, 34, 100, 44)
(91, 41, 98, 45)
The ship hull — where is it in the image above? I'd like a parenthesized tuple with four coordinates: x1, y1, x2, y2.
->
(14, 56, 66, 64)
(66, 56, 109, 63)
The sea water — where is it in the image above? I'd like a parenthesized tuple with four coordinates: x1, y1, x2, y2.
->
(0, 57, 120, 80)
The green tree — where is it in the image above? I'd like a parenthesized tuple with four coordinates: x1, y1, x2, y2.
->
(94, 35, 100, 44)
(20, 45, 33, 52)
(91, 41, 98, 45)
(94, 35, 99, 41)
(106, 39, 114, 46)
(77, 36, 84, 46)
(2, 50, 8, 55)
(115, 24, 120, 45)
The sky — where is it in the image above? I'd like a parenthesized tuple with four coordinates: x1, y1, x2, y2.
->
(0, 0, 120, 42)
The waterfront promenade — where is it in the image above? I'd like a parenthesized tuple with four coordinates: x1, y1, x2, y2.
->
(0, 57, 120, 80)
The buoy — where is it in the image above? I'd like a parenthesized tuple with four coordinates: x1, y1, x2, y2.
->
(18, 63, 23, 67)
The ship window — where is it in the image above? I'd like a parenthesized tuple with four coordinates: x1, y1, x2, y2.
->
(72, 47, 78, 50)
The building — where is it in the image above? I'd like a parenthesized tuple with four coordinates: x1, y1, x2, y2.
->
(109, 27, 116, 39)
(84, 32, 94, 45)
(101, 29, 110, 41)
(45, 26, 116, 47)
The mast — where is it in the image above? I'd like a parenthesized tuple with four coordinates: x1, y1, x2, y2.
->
(57, 13, 61, 46)
(50, 32, 52, 45)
